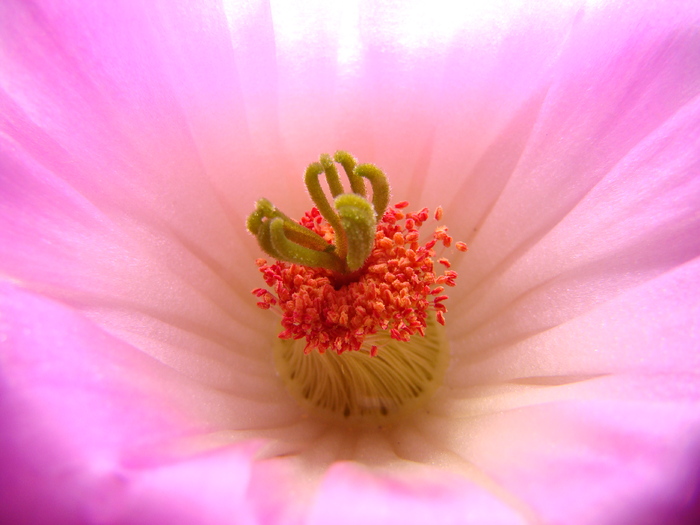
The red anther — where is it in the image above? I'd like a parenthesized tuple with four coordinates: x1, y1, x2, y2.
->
(430, 286, 445, 295)
(257, 302, 271, 310)
(256, 258, 267, 267)
(436, 311, 446, 325)
(456, 241, 468, 252)
(414, 252, 428, 264)
(370, 345, 379, 357)
(378, 237, 393, 249)
(438, 258, 451, 268)
(369, 263, 388, 273)
(434, 206, 443, 221)
(395, 201, 410, 209)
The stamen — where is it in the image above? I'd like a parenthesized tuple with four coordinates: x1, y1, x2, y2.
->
(274, 311, 448, 424)
(246, 152, 467, 425)
(255, 201, 465, 355)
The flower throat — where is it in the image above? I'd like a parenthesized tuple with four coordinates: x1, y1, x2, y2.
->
(247, 152, 466, 425)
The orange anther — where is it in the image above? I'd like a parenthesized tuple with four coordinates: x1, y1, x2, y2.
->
(252, 200, 463, 354)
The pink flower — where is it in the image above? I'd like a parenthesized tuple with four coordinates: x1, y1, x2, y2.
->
(2, 0, 700, 523)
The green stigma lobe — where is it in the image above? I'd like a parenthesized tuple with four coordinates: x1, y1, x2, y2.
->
(354, 163, 390, 219)
(304, 161, 349, 261)
(269, 218, 344, 272)
(335, 193, 376, 272)
(334, 150, 365, 196)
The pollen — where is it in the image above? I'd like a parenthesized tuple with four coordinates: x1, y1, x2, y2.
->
(255, 202, 460, 355)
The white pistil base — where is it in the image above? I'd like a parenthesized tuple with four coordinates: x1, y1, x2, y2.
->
(273, 312, 449, 426)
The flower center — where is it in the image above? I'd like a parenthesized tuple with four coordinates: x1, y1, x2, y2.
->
(247, 152, 466, 425)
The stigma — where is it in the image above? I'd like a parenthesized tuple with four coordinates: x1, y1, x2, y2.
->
(247, 152, 466, 424)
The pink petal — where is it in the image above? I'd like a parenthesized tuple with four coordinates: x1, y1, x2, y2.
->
(422, 257, 700, 522)
(0, 0, 283, 391)
(449, 104, 700, 389)
(0, 282, 278, 523)
(307, 462, 524, 525)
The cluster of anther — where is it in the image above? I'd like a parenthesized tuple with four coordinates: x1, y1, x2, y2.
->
(253, 200, 466, 355)
(247, 151, 466, 356)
